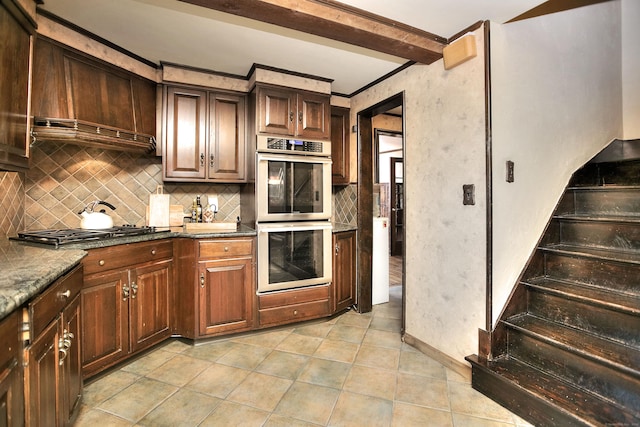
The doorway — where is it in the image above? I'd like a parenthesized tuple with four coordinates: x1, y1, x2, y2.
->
(356, 92, 405, 333)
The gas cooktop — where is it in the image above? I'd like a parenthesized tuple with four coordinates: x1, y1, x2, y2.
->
(13, 226, 167, 247)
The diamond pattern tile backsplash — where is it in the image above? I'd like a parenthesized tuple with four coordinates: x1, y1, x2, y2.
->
(333, 184, 358, 226)
(25, 143, 241, 230)
(0, 172, 25, 238)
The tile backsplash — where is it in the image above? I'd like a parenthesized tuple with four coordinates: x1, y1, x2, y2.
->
(333, 184, 357, 226)
(25, 143, 240, 230)
(0, 172, 25, 238)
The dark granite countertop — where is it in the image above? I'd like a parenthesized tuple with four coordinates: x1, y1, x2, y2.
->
(0, 240, 86, 322)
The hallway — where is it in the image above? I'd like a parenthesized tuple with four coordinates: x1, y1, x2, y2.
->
(74, 268, 531, 426)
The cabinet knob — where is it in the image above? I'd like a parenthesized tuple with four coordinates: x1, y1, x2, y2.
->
(200, 273, 205, 288)
(151, 249, 156, 255)
(59, 289, 71, 299)
(224, 246, 229, 252)
(99, 260, 105, 266)
(335, 244, 339, 255)
(293, 310, 298, 315)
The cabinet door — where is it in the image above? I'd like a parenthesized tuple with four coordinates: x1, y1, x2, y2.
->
(24, 319, 59, 427)
(129, 260, 171, 353)
(0, 310, 24, 427)
(198, 257, 254, 336)
(209, 93, 246, 182)
(60, 294, 82, 424)
(0, 0, 33, 171)
(81, 270, 129, 378)
(331, 106, 350, 185)
(296, 92, 330, 139)
(164, 87, 207, 179)
(257, 86, 295, 136)
(333, 231, 356, 313)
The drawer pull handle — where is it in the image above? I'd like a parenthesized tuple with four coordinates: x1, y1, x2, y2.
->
(58, 345, 68, 365)
(200, 273, 205, 288)
(123, 285, 130, 300)
(99, 260, 105, 266)
(151, 249, 156, 255)
(210, 154, 214, 167)
(59, 289, 71, 298)
(200, 153, 205, 166)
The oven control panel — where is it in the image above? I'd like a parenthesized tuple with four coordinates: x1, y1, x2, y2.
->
(257, 135, 331, 156)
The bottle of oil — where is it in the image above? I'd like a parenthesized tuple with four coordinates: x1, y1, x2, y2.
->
(191, 199, 198, 223)
(196, 196, 203, 223)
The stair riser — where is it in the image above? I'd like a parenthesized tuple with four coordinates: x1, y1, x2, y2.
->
(468, 363, 588, 427)
(571, 189, 640, 216)
(557, 220, 640, 251)
(544, 252, 640, 295)
(528, 290, 640, 346)
(508, 330, 640, 413)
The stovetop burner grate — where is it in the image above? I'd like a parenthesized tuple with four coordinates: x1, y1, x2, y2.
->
(14, 226, 166, 247)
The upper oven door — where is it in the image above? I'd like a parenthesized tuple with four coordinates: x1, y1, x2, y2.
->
(256, 152, 332, 222)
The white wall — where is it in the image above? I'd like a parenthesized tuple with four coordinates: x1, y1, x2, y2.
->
(622, 0, 640, 139)
(351, 29, 487, 362)
(490, 2, 623, 324)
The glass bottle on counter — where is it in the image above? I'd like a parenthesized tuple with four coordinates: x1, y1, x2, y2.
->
(191, 199, 198, 223)
(196, 196, 203, 223)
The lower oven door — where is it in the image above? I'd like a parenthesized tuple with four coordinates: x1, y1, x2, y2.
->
(257, 221, 333, 293)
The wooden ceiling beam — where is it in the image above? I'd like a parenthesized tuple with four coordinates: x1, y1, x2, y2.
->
(179, 0, 446, 64)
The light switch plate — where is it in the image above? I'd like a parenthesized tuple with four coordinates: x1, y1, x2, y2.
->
(463, 184, 475, 205)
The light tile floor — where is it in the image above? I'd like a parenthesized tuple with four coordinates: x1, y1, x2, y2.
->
(74, 285, 533, 426)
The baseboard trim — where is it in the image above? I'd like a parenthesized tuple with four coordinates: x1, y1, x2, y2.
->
(403, 333, 471, 381)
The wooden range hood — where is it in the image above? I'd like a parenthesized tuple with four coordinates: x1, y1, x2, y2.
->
(179, 0, 447, 64)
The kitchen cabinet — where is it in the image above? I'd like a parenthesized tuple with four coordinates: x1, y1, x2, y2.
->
(0, 0, 35, 171)
(163, 86, 247, 182)
(81, 240, 172, 378)
(31, 38, 157, 151)
(23, 265, 83, 427)
(331, 106, 351, 185)
(258, 285, 331, 328)
(172, 237, 255, 338)
(0, 310, 24, 427)
(332, 230, 356, 313)
(256, 84, 330, 140)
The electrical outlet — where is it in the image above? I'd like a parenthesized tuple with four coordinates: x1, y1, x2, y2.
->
(463, 184, 475, 205)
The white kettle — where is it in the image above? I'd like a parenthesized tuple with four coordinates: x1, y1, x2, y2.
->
(79, 201, 116, 229)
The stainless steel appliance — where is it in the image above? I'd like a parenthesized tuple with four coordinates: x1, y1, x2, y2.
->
(256, 221, 332, 293)
(256, 152, 331, 222)
(250, 135, 333, 294)
(12, 226, 166, 247)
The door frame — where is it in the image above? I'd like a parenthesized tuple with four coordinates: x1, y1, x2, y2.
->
(356, 92, 405, 332)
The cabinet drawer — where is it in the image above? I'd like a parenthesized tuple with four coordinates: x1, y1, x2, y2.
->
(83, 240, 173, 275)
(198, 239, 253, 259)
(29, 265, 82, 338)
(259, 299, 330, 327)
(259, 285, 330, 309)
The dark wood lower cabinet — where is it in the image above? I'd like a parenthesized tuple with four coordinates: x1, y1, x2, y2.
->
(81, 240, 172, 378)
(23, 265, 83, 427)
(0, 310, 24, 427)
(333, 230, 356, 312)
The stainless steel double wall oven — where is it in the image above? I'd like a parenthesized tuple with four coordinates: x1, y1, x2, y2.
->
(253, 135, 332, 293)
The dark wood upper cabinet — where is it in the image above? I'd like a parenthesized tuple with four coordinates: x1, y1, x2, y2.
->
(0, 0, 35, 171)
(331, 106, 351, 185)
(163, 86, 247, 182)
(256, 84, 330, 140)
(31, 38, 157, 140)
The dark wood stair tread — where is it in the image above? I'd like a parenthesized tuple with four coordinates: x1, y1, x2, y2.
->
(567, 185, 640, 191)
(504, 314, 640, 378)
(554, 213, 640, 223)
(540, 243, 640, 265)
(524, 277, 640, 314)
(466, 355, 640, 426)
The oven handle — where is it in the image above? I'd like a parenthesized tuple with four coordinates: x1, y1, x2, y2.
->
(257, 223, 333, 233)
(256, 152, 332, 164)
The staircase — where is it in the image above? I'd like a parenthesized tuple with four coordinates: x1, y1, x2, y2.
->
(467, 149, 640, 426)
